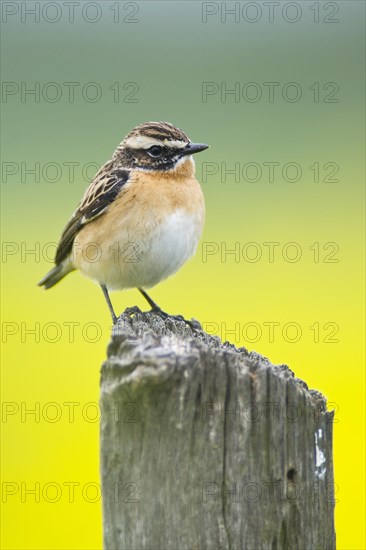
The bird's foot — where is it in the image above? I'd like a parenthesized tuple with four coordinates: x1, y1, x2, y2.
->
(114, 305, 202, 332)
(150, 306, 202, 331)
(124, 305, 142, 317)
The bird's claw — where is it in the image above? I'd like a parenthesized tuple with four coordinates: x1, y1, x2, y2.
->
(151, 307, 201, 331)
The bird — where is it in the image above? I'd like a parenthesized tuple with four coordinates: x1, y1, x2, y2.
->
(38, 121, 209, 324)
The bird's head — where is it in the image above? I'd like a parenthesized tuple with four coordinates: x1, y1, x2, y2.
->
(113, 121, 209, 172)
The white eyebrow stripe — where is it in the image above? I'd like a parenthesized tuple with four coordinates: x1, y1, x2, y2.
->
(124, 136, 188, 149)
(162, 139, 187, 148)
(124, 136, 161, 148)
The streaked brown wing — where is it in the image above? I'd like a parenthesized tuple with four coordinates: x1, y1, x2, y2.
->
(55, 161, 130, 265)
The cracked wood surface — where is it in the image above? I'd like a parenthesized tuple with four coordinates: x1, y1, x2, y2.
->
(100, 308, 336, 550)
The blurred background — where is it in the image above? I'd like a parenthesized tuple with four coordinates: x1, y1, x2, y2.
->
(1, 1, 365, 548)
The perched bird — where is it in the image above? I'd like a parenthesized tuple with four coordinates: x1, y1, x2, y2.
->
(38, 121, 208, 324)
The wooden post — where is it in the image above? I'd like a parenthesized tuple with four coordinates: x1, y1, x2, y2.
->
(100, 309, 336, 549)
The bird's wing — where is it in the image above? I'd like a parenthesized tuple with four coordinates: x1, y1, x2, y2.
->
(55, 161, 130, 265)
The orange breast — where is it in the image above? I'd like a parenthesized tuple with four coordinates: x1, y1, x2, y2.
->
(73, 159, 205, 255)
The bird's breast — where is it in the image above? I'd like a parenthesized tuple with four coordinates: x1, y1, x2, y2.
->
(72, 170, 205, 290)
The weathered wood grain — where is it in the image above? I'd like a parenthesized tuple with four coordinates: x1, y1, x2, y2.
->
(100, 308, 335, 549)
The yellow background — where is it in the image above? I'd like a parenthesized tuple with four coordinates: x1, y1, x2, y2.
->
(1, 1, 365, 548)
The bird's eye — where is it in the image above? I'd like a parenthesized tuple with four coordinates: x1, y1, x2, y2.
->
(148, 145, 163, 157)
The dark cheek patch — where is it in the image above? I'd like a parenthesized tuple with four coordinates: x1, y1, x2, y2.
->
(134, 150, 149, 164)
(134, 149, 176, 171)
(120, 146, 179, 171)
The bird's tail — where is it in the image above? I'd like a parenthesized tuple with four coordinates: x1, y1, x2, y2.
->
(38, 261, 75, 289)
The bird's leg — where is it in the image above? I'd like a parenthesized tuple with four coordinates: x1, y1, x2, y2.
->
(138, 287, 185, 321)
(100, 284, 117, 324)
(138, 288, 161, 311)
(138, 288, 200, 330)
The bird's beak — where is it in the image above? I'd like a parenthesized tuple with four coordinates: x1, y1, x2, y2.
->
(178, 142, 209, 157)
